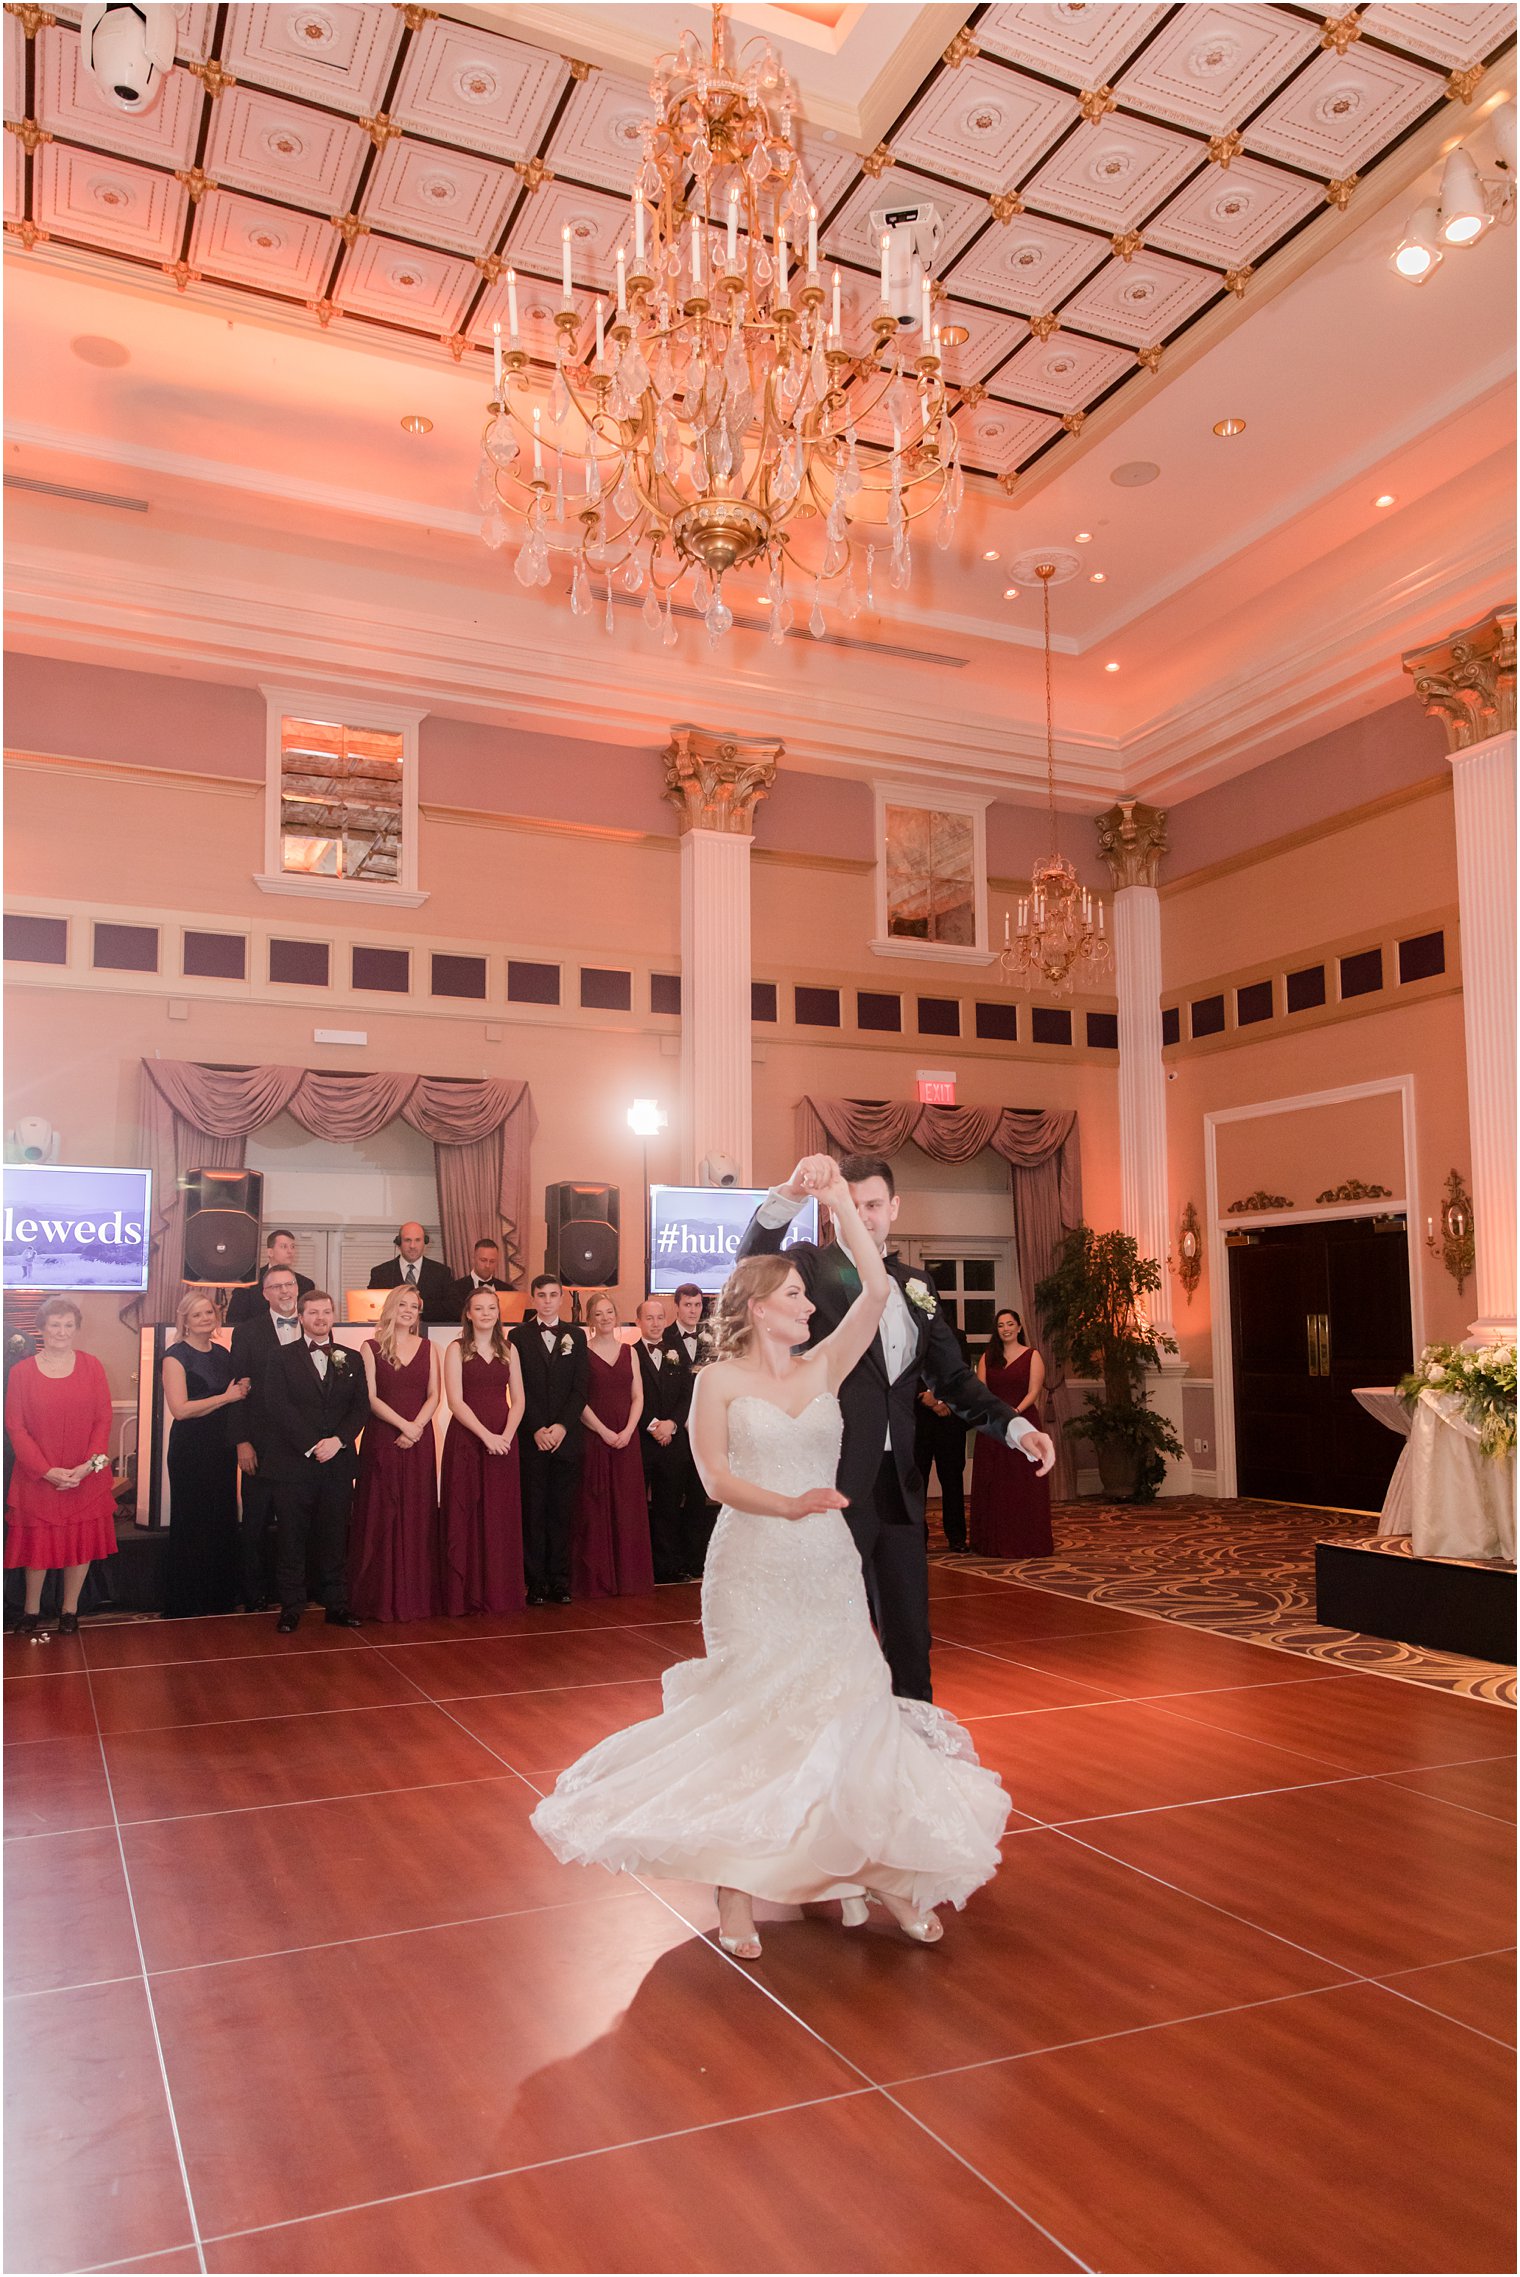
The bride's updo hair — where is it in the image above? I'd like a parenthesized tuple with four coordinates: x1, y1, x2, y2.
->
(711, 1253, 798, 1361)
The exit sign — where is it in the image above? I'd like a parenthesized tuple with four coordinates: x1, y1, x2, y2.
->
(916, 1070, 956, 1106)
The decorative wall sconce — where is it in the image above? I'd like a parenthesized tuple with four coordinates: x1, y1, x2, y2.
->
(1174, 1200, 1202, 1303)
(1425, 1168, 1475, 1293)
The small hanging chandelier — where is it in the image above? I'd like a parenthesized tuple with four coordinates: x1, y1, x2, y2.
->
(1001, 563, 1114, 996)
(472, 2, 969, 643)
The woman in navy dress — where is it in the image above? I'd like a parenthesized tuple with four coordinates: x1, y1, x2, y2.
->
(969, 1309, 1053, 1558)
(161, 1290, 249, 1618)
(349, 1283, 442, 1622)
(439, 1287, 526, 1615)
(573, 1294, 655, 1599)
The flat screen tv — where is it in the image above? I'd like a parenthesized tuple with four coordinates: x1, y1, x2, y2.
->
(648, 1186, 818, 1296)
(3, 1164, 152, 1293)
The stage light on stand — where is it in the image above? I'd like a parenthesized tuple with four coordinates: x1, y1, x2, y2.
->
(627, 1100, 667, 1137)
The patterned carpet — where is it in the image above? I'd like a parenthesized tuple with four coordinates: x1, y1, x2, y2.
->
(930, 1496, 1517, 1707)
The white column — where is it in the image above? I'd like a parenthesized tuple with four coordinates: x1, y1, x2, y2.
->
(1449, 728, 1516, 1340)
(663, 728, 781, 1185)
(1098, 798, 1189, 1494)
(1403, 609, 1516, 1343)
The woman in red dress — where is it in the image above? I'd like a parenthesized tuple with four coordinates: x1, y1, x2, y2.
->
(969, 1309, 1054, 1558)
(439, 1287, 526, 1616)
(349, 1283, 442, 1623)
(573, 1295, 655, 1599)
(5, 1297, 117, 1639)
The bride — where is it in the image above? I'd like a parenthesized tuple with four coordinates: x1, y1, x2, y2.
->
(530, 1168, 1010, 1960)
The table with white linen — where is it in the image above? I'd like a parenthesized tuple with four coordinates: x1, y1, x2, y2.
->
(1361, 1384, 1515, 1563)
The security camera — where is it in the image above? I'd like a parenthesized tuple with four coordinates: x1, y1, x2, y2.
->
(869, 199, 944, 332)
(80, 4, 177, 112)
(8, 1116, 60, 1163)
(699, 1153, 740, 1188)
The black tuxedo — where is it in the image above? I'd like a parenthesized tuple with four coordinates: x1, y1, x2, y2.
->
(448, 1272, 509, 1321)
(225, 1273, 312, 1327)
(636, 1337, 708, 1581)
(509, 1319, 589, 1598)
(659, 1324, 717, 1572)
(738, 1214, 1018, 1699)
(913, 1332, 971, 1553)
(226, 1308, 303, 1605)
(261, 1338, 370, 1614)
(367, 1254, 454, 1324)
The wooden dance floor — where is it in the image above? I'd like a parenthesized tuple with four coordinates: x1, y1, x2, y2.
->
(5, 1563, 1515, 2273)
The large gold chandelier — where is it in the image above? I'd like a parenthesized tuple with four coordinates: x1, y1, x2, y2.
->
(1001, 563, 1113, 996)
(473, 3, 968, 642)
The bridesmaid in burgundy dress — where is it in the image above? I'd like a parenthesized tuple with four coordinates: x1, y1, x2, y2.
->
(573, 1295, 655, 1599)
(969, 1309, 1054, 1557)
(349, 1284, 442, 1622)
(439, 1287, 526, 1616)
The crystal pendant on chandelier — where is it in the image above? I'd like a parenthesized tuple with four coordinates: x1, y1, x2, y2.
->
(1001, 563, 1114, 998)
(467, 1, 974, 642)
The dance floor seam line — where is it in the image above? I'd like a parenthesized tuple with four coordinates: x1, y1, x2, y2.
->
(100, 1767, 525, 1833)
(77, 1659, 210, 2273)
(1141, 1686, 1517, 1773)
(1370, 1971, 1519, 2052)
(1028, 1751, 1520, 1833)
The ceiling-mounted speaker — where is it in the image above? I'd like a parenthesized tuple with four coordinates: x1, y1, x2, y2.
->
(545, 1182, 619, 1288)
(182, 1168, 264, 1286)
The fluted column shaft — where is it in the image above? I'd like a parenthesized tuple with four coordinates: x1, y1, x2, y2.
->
(679, 829, 754, 1183)
(1449, 729, 1516, 1338)
(1113, 883, 1176, 1346)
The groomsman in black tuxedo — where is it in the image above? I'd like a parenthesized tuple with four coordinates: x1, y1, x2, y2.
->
(224, 1231, 313, 1327)
(740, 1155, 1055, 1700)
(227, 1262, 306, 1610)
(448, 1237, 510, 1322)
(260, 1289, 369, 1633)
(509, 1275, 589, 1605)
(633, 1297, 691, 1584)
(367, 1223, 454, 1324)
(659, 1282, 717, 1576)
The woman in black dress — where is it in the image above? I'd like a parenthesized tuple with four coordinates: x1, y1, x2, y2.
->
(161, 1291, 249, 1618)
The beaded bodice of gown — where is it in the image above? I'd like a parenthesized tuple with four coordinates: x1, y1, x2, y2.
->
(726, 1393, 843, 1498)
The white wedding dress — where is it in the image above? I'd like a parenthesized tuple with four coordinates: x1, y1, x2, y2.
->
(531, 1392, 1010, 1913)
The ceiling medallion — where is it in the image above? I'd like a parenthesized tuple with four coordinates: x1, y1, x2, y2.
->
(1000, 563, 1112, 998)
(470, 2, 974, 645)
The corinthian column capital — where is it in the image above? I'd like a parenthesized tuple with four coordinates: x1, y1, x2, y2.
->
(1402, 606, 1516, 752)
(1095, 797, 1169, 889)
(662, 726, 782, 835)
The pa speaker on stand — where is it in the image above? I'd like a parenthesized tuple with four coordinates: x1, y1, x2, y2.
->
(545, 1182, 619, 1294)
(182, 1168, 264, 1286)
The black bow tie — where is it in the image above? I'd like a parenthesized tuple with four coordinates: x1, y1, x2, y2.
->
(308, 1340, 330, 1353)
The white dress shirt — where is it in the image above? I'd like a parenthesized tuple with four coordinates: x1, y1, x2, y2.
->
(759, 1187, 1033, 1451)
(269, 1313, 301, 1346)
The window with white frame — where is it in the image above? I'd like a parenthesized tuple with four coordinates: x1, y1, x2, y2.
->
(871, 785, 991, 962)
(258, 689, 427, 905)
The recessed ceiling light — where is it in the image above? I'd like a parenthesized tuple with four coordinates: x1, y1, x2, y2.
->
(1104, 660, 1120, 672)
(982, 548, 1000, 561)
(1003, 587, 1019, 599)
(1213, 417, 1246, 438)
(1111, 460, 1159, 487)
(1089, 571, 1106, 583)
(1074, 530, 1092, 542)
(938, 322, 970, 347)
(1374, 493, 1396, 507)
(400, 413, 433, 435)
(71, 335, 129, 367)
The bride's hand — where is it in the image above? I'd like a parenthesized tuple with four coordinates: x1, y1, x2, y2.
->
(784, 1487, 849, 1520)
(778, 1154, 837, 1203)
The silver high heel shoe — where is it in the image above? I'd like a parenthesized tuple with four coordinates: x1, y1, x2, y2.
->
(713, 1887, 762, 1961)
(843, 1892, 944, 1944)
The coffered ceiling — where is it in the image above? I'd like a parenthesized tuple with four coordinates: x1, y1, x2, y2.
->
(4, 1, 1513, 492)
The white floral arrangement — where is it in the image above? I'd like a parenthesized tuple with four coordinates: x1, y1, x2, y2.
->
(1400, 1341, 1517, 1460)
(904, 1276, 938, 1318)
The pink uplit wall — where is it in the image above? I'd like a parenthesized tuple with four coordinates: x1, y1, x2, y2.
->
(1165, 697, 1448, 877)
(5, 652, 265, 778)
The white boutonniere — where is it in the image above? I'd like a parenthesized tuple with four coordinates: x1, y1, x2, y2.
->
(330, 1347, 349, 1369)
(904, 1277, 938, 1318)
(559, 1334, 574, 1356)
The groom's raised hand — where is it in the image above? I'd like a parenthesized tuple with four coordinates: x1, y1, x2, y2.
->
(777, 1153, 838, 1203)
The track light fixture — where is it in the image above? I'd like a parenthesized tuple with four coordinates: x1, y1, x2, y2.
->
(1391, 102, 1516, 282)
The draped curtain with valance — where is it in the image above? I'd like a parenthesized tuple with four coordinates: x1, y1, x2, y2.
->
(136, 1061, 537, 1321)
(795, 1098, 1083, 1498)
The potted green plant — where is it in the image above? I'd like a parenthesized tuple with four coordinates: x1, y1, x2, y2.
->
(1035, 1226, 1183, 1502)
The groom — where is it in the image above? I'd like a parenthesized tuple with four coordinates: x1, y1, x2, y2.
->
(740, 1153, 1055, 1701)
